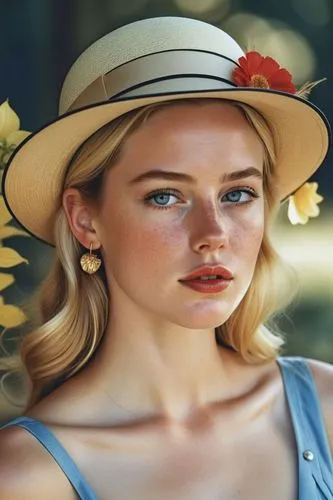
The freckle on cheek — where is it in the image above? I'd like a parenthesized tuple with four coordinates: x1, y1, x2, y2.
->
(147, 234, 178, 252)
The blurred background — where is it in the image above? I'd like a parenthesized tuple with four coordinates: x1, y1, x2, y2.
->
(0, 0, 332, 422)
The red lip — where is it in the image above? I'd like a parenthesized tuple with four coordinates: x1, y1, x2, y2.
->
(179, 264, 233, 281)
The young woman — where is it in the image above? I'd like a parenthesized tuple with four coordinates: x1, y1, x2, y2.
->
(0, 16, 332, 500)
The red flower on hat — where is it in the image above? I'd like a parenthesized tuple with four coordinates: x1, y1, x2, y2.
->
(232, 51, 297, 94)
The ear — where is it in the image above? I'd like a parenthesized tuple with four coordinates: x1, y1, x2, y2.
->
(62, 187, 100, 250)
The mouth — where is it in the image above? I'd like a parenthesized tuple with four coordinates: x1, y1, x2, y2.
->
(179, 276, 232, 293)
(179, 265, 234, 282)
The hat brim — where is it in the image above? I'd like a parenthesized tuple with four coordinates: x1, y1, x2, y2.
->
(2, 87, 331, 247)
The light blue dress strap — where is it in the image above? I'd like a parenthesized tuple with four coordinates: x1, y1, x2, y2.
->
(0, 416, 98, 500)
(277, 356, 333, 499)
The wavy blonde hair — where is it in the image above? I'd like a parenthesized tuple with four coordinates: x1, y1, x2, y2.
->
(1, 98, 297, 411)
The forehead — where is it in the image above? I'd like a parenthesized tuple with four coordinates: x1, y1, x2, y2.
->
(109, 101, 265, 183)
(139, 100, 260, 137)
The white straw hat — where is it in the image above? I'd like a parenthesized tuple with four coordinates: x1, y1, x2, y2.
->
(2, 16, 330, 246)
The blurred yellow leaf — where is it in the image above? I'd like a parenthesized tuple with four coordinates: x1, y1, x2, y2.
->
(0, 247, 28, 268)
(0, 295, 4, 306)
(1, 151, 10, 164)
(6, 130, 30, 148)
(0, 195, 12, 225)
(0, 225, 29, 239)
(0, 100, 19, 142)
(0, 303, 26, 328)
(0, 272, 15, 292)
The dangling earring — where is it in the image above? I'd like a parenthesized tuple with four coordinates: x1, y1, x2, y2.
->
(80, 242, 102, 274)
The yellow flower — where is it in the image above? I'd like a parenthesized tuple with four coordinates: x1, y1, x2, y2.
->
(288, 182, 323, 225)
(0, 100, 30, 165)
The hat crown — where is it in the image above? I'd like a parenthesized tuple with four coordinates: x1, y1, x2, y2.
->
(59, 16, 245, 114)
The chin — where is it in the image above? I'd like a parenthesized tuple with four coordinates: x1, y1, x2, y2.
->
(173, 305, 234, 330)
(171, 291, 246, 330)
(185, 317, 231, 330)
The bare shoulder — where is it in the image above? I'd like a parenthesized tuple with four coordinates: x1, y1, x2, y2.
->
(0, 424, 76, 499)
(306, 357, 333, 454)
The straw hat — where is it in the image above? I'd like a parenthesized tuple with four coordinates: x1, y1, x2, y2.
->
(2, 16, 330, 246)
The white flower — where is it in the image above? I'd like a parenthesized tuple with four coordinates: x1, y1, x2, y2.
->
(288, 182, 323, 225)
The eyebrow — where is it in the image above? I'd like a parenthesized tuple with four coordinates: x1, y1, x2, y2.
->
(128, 166, 263, 185)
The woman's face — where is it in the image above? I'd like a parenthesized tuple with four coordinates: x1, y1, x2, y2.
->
(93, 102, 265, 329)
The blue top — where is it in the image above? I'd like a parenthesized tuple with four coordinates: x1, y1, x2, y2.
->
(1, 356, 333, 499)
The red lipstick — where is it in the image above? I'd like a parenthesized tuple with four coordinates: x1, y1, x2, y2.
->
(179, 265, 233, 294)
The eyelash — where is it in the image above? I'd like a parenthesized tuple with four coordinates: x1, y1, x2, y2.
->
(143, 187, 259, 210)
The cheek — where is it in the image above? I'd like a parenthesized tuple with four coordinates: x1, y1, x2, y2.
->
(104, 209, 186, 268)
(229, 207, 265, 266)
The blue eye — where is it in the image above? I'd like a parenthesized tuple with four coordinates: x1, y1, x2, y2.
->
(223, 189, 256, 203)
(144, 189, 180, 209)
(152, 192, 176, 206)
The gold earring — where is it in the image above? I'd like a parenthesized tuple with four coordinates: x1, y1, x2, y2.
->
(80, 242, 102, 274)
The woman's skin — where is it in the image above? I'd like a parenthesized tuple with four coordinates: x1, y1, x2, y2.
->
(0, 102, 332, 500)
(63, 101, 265, 423)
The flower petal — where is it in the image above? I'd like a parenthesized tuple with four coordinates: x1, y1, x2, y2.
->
(6, 130, 31, 148)
(288, 196, 309, 225)
(270, 68, 293, 83)
(232, 67, 250, 86)
(275, 82, 297, 93)
(295, 191, 322, 216)
(290, 182, 323, 222)
(269, 69, 296, 93)
(245, 51, 264, 75)
(1, 152, 11, 165)
(0, 100, 20, 142)
(258, 56, 280, 79)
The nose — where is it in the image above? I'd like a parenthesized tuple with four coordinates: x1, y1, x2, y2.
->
(189, 200, 229, 254)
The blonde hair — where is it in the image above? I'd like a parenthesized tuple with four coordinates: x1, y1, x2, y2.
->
(1, 98, 297, 411)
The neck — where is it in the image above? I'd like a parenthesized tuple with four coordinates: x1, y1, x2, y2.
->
(86, 300, 246, 424)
